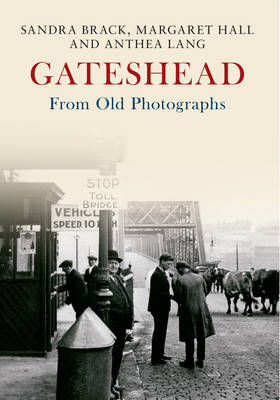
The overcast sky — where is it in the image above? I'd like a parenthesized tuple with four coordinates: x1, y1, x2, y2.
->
(1, 0, 278, 227)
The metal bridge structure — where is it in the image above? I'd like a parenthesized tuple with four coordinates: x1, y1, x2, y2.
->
(124, 201, 206, 265)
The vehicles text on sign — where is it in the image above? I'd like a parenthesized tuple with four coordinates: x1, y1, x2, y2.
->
(51, 204, 118, 231)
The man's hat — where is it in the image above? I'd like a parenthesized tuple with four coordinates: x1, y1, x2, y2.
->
(176, 261, 191, 270)
(108, 249, 123, 263)
(59, 260, 73, 268)
(88, 254, 97, 260)
(159, 253, 174, 263)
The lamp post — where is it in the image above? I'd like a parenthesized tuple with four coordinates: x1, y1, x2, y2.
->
(74, 232, 80, 270)
(236, 244, 239, 270)
(93, 164, 116, 325)
(203, 231, 214, 261)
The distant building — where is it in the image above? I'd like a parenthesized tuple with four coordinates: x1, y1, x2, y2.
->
(253, 247, 279, 268)
(251, 224, 279, 268)
(204, 221, 279, 270)
(223, 251, 253, 270)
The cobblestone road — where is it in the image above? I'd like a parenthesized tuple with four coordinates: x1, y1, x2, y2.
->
(122, 253, 279, 400)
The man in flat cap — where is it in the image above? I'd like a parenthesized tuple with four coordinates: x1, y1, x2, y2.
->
(54, 260, 88, 319)
(85, 254, 100, 312)
(172, 261, 188, 316)
(148, 253, 174, 365)
(107, 250, 133, 398)
(84, 254, 98, 284)
(174, 261, 215, 369)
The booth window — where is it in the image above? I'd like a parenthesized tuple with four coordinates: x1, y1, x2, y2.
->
(0, 234, 13, 279)
(0, 225, 40, 280)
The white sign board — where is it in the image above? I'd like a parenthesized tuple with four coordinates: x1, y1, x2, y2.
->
(81, 175, 126, 210)
(19, 231, 36, 254)
(51, 204, 118, 231)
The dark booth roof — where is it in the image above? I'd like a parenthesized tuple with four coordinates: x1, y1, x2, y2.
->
(0, 182, 64, 203)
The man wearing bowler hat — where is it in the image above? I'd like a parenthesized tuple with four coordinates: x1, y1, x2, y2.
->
(54, 260, 88, 319)
(148, 253, 174, 365)
(108, 250, 133, 397)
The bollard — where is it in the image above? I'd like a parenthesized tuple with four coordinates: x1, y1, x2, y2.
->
(56, 307, 115, 400)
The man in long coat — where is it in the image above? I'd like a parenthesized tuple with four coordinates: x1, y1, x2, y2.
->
(175, 261, 215, 369)
(148, 253, 174, 365)
(55, 260, 88, 319)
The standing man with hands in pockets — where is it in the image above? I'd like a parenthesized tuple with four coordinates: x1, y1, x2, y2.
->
(148, 253, 174, 365)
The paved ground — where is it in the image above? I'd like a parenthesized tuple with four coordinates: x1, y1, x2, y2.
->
(120, 253, 279, 400)
(0, 308, 74, 400)
(0, 252, 154, 400)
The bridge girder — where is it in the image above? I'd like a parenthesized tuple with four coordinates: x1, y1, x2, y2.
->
(124, 201, 205, 265)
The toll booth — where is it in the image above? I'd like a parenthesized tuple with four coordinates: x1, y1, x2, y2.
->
(0, 183, 63, 356)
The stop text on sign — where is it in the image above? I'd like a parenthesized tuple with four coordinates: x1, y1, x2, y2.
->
(82, 176, 123, 210)
(86, 177, 120, 189)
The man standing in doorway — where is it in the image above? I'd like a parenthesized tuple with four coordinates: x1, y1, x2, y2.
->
(148, 253, 174, 365)
(54, 260, 88, 319)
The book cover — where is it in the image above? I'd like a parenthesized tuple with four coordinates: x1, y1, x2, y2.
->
(0, 0, 278, 398)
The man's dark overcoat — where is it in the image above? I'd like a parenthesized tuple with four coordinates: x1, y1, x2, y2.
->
(148, 266, 172, 362)
(108, 274, 133, 386)
(84, 267, 97, 284)
(148, 267, 171, 314)
(57, 269, 88, 318)
(85, 267, 99, 311)
(108, 274, 133, 330)
(176, 271, 215, 341)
